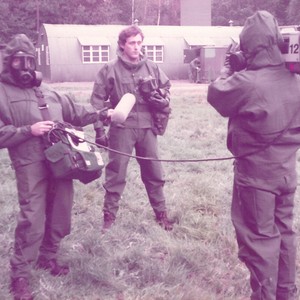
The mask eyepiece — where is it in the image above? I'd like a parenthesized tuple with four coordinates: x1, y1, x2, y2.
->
(11, 51, 36, 71)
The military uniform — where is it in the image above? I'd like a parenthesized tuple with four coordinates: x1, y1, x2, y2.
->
(91, 45, 172, 227)
(0, 34, 100, 297)
(208, 11, 299, 300)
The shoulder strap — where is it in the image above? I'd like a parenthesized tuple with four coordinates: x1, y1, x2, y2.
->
(33, 87, 51, 121)
(144, 60, 157, 78)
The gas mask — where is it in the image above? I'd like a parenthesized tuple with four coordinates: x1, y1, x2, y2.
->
(138, 75, 158, 96)
(10, 51, 42, 88)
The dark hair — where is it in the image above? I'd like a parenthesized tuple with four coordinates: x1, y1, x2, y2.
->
(118, 25, 144, 50)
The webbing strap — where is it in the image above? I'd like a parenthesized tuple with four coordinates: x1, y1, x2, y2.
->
(33, 87, 51, 121)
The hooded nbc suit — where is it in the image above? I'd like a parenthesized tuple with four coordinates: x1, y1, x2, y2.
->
(208, 11, 300, 300)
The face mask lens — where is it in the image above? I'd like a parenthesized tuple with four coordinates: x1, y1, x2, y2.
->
(25, 57, 36, 71)
(11, 56, 36, 71)
(11, 57, 22, 70)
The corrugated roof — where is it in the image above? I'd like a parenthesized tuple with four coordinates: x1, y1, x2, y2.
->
(78, 36, 111, 45)
(42, 24, 243, 47)
(143, 36, 164, 45)
(184, 36, 214, 46)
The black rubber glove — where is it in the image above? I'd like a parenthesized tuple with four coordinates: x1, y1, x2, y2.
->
(98, 108, 108, 122)
(219, 40, 240, 79)
(147, 91, 170, 110)
(219, 54, 234, 79)
(95, 128, 108, 148)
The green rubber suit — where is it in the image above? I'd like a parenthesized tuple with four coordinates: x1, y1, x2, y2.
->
(0, 34, 100, 281)
(208, 11, 300, 300)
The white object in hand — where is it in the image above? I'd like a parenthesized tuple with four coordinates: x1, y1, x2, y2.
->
(111, 93, 136, 123)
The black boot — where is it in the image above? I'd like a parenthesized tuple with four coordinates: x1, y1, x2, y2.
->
(10, 277, 33, 300)
(102, 211, 116, 233)
(155, 211, 174, 231)
(36, 257, 69, 276)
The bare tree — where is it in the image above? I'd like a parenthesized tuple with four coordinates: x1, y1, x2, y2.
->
(157, 0, 161, 25)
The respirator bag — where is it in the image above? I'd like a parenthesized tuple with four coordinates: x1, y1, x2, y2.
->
(44, 123, 104, 184)
(138, 75, 171, 136)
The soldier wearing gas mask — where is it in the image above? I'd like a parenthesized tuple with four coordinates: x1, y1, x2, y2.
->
(208, 11, 300, 300)
(9, 51, 41, 88)
(0, 34, 107, 300)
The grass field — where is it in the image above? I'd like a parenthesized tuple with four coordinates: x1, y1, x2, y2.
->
(0, 81, 300, 299)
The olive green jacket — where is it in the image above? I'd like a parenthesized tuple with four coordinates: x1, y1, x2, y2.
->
(91, 51, 171, 129)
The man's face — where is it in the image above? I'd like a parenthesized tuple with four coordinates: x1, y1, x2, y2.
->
(121, 33, 143, 63)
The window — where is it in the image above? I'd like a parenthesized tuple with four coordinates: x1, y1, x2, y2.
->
(82, 45, 109, 63)
(78, 36, 111, 64)
(143, 45, 164, 63)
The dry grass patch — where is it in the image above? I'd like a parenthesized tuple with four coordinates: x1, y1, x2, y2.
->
(1, 81, 299, 299)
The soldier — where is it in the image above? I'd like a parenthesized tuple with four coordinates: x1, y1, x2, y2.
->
(0, 34, 106, 300)
(207, 11, 299, 300)
(91, 25, 174, 232)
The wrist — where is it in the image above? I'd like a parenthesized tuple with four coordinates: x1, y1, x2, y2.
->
(95, 127, 105, 134)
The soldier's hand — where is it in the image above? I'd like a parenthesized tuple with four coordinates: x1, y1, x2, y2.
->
(31, 121, 55, 136)
(95, 128, 108, 148)
(98, 108, 114, 123)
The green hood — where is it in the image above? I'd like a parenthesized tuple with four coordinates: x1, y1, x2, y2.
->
(240, 10, 285, 70)
(0, 34, 36, 85)
(116, 48, 148, 70)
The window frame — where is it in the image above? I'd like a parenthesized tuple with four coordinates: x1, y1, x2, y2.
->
(81, 45, 110, 64)
(143, 45, 164, 63)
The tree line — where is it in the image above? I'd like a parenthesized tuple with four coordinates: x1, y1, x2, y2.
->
(0, 0, 299, 44)
(212, 0, 300, 26)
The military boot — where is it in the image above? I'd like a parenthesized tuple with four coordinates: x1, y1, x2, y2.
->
(36, 256, 69, 276)
(10, 277, 33, 300)
(155, 211, 174, 231)
(102, 211, 116, 233)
